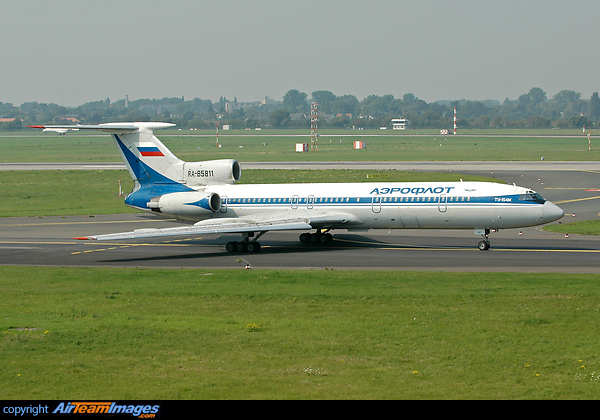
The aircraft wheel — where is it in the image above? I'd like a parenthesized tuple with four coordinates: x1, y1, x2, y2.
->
(300, 232, 333, 245)
(226, 241, 237, 253)
(317, 233, 329, 244)
(478, 241, 490, 251)
(246, 242, 261, 253)
(236, 242, 246, 252)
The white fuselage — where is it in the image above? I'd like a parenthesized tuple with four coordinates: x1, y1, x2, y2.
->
(138, 181, 564, 231)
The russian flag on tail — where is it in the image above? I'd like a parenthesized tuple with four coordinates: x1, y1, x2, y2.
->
(138, 146, 164, 157)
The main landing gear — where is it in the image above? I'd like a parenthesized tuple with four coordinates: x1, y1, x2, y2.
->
(299, 230, 333, 245)
(478, 228, 491, 251)
(225, 230, 334, 253)
(226, 240, 261, 253)
(226, 231, 266, 253)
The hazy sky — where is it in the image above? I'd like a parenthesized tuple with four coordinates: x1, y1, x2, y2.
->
(2, 0, 599, 107)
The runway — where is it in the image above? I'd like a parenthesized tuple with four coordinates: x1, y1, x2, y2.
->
(1, 214, 599, 272)
(1, 161, 599, 272)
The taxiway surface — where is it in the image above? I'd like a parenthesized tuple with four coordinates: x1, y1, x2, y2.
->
(1, 161, 599, 272)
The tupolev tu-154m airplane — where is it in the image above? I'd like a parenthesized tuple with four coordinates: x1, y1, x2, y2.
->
(30, 122, 564, 251)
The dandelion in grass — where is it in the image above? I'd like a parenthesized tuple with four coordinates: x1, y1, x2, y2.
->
(246, 323, 260, 332)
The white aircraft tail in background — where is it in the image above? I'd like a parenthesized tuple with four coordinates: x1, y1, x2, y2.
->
(30, 122, 564, 252)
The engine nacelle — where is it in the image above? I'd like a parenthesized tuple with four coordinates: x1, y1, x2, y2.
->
(147, 191, 221, 216)
(183, 159, 241, 186)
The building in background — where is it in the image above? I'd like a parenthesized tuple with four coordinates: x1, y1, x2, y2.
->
(391, 118, 410, 130)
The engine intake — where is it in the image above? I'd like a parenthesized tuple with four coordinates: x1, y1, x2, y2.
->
(184, 159, 241, 185)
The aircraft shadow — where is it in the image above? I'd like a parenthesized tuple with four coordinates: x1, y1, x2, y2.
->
(95, 233, 591, 265)
(96, 234, 392, 264)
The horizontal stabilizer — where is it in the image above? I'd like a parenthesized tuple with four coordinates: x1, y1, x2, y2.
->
(29, 122, 175, 134)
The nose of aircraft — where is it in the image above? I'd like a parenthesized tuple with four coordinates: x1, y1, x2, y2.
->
(543, 201, 565, 222)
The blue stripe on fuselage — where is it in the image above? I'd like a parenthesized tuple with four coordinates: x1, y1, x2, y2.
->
(220, 195, 543, 206)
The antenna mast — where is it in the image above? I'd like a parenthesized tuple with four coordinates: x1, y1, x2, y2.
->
(310, 101, 318, 151)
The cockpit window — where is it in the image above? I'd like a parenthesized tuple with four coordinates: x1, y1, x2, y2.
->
(519, 191, 545, 204)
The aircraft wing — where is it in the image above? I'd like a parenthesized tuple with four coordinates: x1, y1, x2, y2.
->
(74, 212, 360, 241)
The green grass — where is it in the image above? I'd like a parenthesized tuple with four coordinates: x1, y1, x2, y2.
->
(0, 169, 498, 217)
(543, 219, 600, 235)
(0, 170, 137, 217)
(2, 266, 600, 399)
(3, 129, 599, 162)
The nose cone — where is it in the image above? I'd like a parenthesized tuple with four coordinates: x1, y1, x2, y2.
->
(543, 201, 565, 222)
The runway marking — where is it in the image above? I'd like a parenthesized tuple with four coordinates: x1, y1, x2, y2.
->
(554, 195, 600, 204)
(0, 241, 78, 245)
(69, 237, 206, 255)
(375, 247, 600, 253)
(326, 238, 600, 253)
(67, 240, 600, 255)
(2, 238, 599, 257)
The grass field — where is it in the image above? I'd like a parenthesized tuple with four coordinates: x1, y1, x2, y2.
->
(2, 128, 599, 163)
(542, 219, 600, 236)
(2, 266, 599, 399)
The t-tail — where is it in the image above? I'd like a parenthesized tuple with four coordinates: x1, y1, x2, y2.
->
(29, 122, 241, 216)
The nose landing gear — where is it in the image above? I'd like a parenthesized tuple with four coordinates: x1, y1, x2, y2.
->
(477, 228, 491, 251)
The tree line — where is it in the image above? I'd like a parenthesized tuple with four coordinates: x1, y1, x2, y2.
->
(1, 87, 599, 131)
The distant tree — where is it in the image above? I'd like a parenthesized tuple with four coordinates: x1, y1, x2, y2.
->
(330, 115, 349, 127)
(402, 93, 417, 105)
(330, 95, 359, 116)
(0, 118, 22, 130)
(553, 90, 581, 105)
(283, 89, 308, 113)
(527, 87, 547, 105)
(490, 115, 504, 128)
(311, 90, 336, 113)
(589, 92, 600, 120)
(401, 93, 428, 116)
(245, 118, 259, 129)
(460, 101, 493, 119)
(360, 95, 395, 117)
(269, 109, 290, 127)
(526, 115, 551, 128)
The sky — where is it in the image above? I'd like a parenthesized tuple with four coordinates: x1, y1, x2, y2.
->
(2, 0, 600, 107)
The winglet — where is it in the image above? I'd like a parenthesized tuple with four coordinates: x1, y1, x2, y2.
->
(73, 237, 96, 240)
